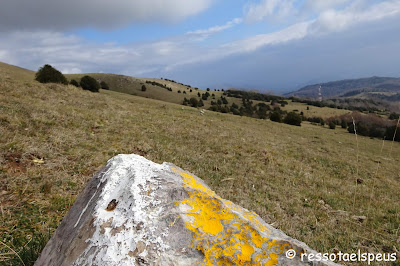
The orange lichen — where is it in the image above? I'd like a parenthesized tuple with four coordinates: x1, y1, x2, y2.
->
(172, 168, 288, 265)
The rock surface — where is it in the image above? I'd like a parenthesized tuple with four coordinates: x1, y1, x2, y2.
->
(35, 154, 337, 265)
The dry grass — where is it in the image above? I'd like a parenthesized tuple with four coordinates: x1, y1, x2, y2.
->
(1, 65, 400, 264)
(281, 100, 351, 118)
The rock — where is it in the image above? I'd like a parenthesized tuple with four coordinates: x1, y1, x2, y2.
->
(35, 154, 337, 266)
(351, 215, 367, 223)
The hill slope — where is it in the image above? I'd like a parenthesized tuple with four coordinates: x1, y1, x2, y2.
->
(1, 63, 400, 264)
(286, 76, 400, 100)
(0, 61, 35, 81)
(66, 73, 213, 106)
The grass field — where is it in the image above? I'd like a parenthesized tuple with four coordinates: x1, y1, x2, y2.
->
(281, 100, 351, 118)
(1, 63, 400, 264)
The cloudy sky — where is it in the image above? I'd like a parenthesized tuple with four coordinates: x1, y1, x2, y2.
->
(1, 0, 400, 93)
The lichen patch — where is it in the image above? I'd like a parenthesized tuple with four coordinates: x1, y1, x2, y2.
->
(173, 168, 288, 265)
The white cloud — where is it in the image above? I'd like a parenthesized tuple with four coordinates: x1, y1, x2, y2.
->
(304, 0, 350, 12)
(223, 21, 310, 53)
(186, 18, 243, 40)
(310, 0, 400, 33)
(244, 0, 296, 23)
(0, 0, 214, 31)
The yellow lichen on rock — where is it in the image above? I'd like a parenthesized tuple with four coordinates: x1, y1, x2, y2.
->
(172, 168, 287, 265)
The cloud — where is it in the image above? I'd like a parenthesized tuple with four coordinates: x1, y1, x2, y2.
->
(304, 0, 350, 12)
(244, 0, 296, 23)
(0, 0, 213, 31)
(310, 0, 400, 33)
(186, 18, 243, 40)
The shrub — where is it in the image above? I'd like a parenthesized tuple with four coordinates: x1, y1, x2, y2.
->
(80, 76, 100, 92)
(220, 106, 229, 113)
(35, 64, 68, 84)
(232, 108, 241, 116)
(270, 111, 282, 123)
(189, 98, 198, 107)
(141, 85, 147, 91)
(100, 81, 110, 90)
(283, 112, 302, 126)
(329, 121, 336, 129)
(70, 79, 80, 87)
(389, 113, 399, 120)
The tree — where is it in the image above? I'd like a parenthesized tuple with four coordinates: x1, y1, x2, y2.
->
(70, 79, 80, 87)
(100, 81, 110, 90)
(389, 113, 399, 120)
(141, 85, 147, 91)
(80, 76, 100, 92)
(35, 64, 68, 84)
(189, 98, 198, 107)
(329, 121, 336, 129)
(270, 111, 282, 123)
(283, 112, 301, 126)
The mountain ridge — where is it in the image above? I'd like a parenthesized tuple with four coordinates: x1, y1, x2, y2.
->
(285, 76, 400, 100)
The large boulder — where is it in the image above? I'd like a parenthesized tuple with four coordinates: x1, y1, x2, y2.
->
(35, 154, 337, 265)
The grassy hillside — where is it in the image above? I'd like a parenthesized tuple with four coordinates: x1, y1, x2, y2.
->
(0, 62, 35, 81)
(66, 73, 221, 107)
(66, 72, 350, 118)
(1, 64, 400, 264)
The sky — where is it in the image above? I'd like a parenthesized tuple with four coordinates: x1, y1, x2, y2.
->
(0, 0, 400, 93)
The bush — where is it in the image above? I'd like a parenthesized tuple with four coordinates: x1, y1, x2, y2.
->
(80, 76, 100, 92)
(35, 64, 68, 84)
(270, 111, 282, 123)
(389, 113, 399, 120)
(283, 112, 302, 126)
(70, 79, 80, 87)
(329, 121, 336, 129)
(189, 98, 198, 107)
(100, 81, 110, 90)
(141, 85, 147, 91)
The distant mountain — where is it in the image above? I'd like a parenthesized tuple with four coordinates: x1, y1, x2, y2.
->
(285, 76, 400, 101)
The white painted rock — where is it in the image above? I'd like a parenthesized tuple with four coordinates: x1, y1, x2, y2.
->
(35, 154, 337, 265)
